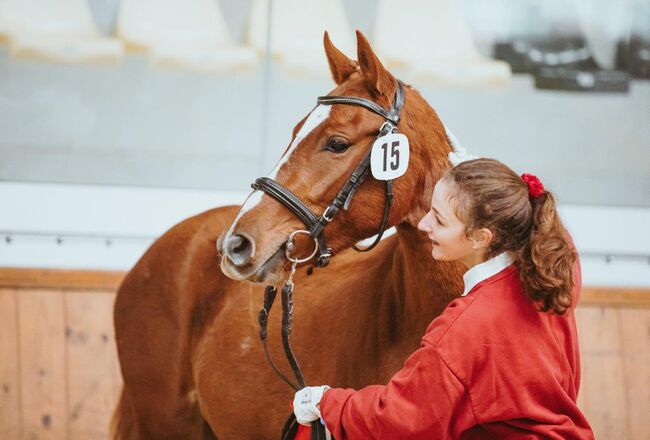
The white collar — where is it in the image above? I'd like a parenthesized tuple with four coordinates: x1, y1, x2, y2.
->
(462, 252, 514, 296)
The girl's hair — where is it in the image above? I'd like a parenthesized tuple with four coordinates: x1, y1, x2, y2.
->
(442, 158, 577, 315)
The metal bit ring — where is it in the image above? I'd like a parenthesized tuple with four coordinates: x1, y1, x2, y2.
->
(285, 230, 319, 264)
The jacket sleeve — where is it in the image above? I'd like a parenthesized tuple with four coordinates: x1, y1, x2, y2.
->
(319, 341, 476, 440)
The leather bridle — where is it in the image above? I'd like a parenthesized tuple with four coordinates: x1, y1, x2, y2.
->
(251, 80, 406, 267)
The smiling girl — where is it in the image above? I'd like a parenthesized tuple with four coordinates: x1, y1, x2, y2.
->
(293, 158, 594, 439)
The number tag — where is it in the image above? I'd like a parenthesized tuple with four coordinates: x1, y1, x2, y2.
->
(370, 133, 410, 180)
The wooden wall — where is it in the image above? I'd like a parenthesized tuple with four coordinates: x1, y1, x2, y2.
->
(575, 304, 650, 439)
(0, 270, 123, 440)
(0, 268, 648, 439)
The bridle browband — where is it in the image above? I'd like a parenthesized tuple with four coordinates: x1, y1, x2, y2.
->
(251, 80, 406, 267)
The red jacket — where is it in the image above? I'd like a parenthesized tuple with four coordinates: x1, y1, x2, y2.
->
(320, 259, 593, 439)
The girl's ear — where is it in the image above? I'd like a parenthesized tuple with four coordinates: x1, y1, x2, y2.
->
(471, 228, 493, 250)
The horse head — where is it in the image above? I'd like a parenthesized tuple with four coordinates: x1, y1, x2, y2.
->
(219, 31, 452, 283)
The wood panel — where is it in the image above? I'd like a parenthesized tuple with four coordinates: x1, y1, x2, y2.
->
(618, 308, 650, 440)
(0, 268, 648, 439)
(580, 288, 650, 308)
(65, 291, 121, 439)
(0, 268, 125, 291)
(18, 289, 68, 439)
(0, 268, 648, 307)
(576, 306, 650, 440)
(0, 289, 21, 439)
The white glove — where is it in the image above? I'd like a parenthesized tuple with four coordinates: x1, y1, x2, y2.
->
(293, 385, 330, 426)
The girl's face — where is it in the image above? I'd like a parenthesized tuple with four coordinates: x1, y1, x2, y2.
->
(417, 179, 482, 267)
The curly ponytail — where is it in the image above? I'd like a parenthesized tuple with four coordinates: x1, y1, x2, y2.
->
(514, 191, 577, 314)
(443, 159, 578, 315)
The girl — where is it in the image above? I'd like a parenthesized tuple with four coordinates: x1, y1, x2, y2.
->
(293, 158, 594, 439)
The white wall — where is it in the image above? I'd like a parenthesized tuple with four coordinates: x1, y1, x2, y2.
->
(1, 182, 648, 287)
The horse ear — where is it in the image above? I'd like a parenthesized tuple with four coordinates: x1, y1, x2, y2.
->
(355, 30, 394, 98)
(324, 31, 358, 85)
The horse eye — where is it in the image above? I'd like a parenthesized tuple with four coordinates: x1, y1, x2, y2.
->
(326, 139, 350, 153)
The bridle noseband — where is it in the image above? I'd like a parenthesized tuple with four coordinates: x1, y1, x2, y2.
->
(251, 80, 406, 267)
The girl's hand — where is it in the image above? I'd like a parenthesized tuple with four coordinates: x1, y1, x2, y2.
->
(293, 385, 330, 425)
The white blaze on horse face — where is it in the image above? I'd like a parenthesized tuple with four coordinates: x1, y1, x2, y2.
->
(225, 104, 332, 239)
(267, 104, 332, 181)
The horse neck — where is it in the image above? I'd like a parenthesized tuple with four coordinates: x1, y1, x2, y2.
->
(379, 223, 464, 345)
(377, 96, 465, 346)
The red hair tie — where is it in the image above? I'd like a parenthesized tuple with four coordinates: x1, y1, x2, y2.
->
(521, 173, 545, 199)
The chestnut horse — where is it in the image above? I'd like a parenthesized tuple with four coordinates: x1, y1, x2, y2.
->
(112, 31, 465, 439)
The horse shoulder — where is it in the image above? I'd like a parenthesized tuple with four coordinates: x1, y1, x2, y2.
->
(113, 204, 240, 439)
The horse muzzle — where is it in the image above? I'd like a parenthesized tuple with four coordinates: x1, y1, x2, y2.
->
(219, 232, 287, 283)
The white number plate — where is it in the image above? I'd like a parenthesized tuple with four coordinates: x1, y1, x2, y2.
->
(370, 133, 410, 180)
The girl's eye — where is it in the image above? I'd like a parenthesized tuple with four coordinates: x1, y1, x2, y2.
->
(326, 138, 350, 153)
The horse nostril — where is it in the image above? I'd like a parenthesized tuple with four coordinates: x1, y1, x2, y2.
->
(225, 234, 255, 267)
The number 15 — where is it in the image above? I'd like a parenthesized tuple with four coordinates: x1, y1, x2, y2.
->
(381, 141, 400, 172)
